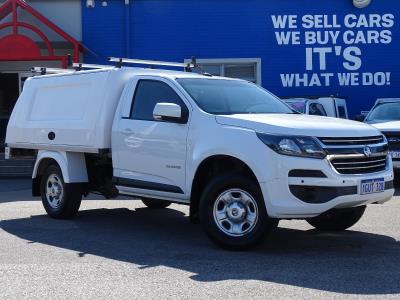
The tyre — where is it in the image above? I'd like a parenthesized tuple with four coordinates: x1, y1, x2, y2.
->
(306, 205, 366, 231)
(141, 198, 171, 209)
(40, 164, 82, 219)
(199, 173, 278, 250)
(394, 170, 400, 188)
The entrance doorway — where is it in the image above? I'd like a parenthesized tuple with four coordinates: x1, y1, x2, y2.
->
(0, 73, 19, 151)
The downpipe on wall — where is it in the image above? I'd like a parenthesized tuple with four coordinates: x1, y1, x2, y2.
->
(125, 0, 131, 57)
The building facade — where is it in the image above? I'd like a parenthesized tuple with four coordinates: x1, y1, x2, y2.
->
(0, 0, 83, 150)
(82, 0, 399, 118)
(0, 0, 399, 153)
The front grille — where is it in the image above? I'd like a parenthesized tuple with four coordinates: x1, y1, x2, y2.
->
(330, 155, 387, 175)
(319, 136, 384, 146)
(318, 135, 388, 174)
(382, 132, 400, 161)
(382, 131, 400, 150)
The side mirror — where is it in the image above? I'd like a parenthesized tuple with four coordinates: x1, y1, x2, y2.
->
(153, 103, 185, 123)
(353, 114, 366, 122)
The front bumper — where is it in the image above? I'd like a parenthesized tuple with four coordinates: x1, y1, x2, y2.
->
(260, 153, 394, 218)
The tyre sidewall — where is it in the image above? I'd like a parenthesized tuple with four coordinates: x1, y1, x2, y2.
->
(40, 164, 81, 219)
(199, 173, 277, 250)
(307, 205, 366, 231)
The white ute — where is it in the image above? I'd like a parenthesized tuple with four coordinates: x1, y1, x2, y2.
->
(283, 97, 348, 119)
(364, 98, 400, 171)
(5, 59, 395, 249)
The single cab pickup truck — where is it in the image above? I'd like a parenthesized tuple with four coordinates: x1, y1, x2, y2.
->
(5, 60, 395, 249)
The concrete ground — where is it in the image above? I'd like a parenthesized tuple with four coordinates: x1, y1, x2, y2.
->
(0, 179, 400, 299)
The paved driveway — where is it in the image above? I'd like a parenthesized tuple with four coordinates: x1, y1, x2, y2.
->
(0, 179, 399, 299)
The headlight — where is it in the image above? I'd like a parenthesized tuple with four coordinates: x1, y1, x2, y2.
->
(257, 133, 326, 159)
(382, 134, 388, 144)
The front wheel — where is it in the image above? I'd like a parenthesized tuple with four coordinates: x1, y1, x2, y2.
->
(394, 170, 400, 188)
(40, 164, 82, 219)
(306, 205, 366, 231)
(199, 173, 278, 250)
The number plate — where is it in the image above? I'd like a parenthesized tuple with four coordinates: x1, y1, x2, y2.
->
(389, 151, 400, 159)
(360, 178, 385, 195)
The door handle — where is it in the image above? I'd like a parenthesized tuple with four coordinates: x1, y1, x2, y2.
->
(121, 128, 134, 135)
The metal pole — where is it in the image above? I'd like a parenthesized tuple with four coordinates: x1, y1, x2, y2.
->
(125, 1, 131, 57)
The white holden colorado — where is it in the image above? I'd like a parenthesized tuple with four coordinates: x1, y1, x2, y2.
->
(5, 60, 395, 249)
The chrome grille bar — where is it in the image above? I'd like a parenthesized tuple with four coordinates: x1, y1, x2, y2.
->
(328, 154, 387, 175)
(321, 138, 382, 143)
(319, 135, 385, 146)
(335, 163, 386, 171)
(333, 158, 387, 165)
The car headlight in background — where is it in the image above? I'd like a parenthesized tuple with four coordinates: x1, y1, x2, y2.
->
(257, 133, 326, 159)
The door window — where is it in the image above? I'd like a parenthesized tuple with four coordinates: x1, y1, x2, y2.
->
(309, 103, 327, 116)
(130, 80, 188, 121)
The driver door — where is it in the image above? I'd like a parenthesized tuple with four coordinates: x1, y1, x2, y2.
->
(113, 77, 191, 198)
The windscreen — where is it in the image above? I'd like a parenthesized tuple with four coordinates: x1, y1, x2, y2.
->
(177, 78, 294, 115)
(366, 102, 400, 122)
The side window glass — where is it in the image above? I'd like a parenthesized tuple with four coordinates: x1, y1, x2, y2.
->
(130, 80, 187, 121)
(309, 103, 327, 116)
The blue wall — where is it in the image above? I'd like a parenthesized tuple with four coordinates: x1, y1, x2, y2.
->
(82, 0, 400, 117)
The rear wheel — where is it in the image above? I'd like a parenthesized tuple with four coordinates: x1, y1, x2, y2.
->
(306, 205, 366, 231)
(40, 164, 82, 219)
(141, 198, 171, 209)
(199, 173, 278, 250)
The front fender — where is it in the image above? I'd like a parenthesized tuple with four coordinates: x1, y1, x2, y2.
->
(33, 151, 88, 183)
(193, 150, 264, 178)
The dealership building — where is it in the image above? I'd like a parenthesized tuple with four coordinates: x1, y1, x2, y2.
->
(82, 0, 399, 118)
(0, 0, 399, 165)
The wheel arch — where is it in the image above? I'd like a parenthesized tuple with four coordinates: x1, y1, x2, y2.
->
(189, 154, 260, 222)
(32, 151, 88, 196)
